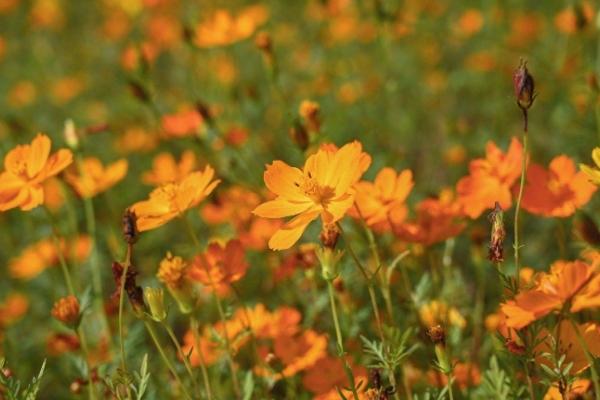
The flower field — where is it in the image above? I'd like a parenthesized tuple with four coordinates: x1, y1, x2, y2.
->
(2, 1, 600, 399)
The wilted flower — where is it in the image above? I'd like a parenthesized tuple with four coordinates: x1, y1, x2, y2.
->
(488, 202, 505, 263)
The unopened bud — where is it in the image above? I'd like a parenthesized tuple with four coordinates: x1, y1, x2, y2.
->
(64, 119, 79, 150)
(487, 202, 505, 263)
(51, 295, 80, 328)
(299, 100, 321, 133)
(289, 120, 309, 151)
(513, 59, 536, 111)
(426, 325, 446, 346)
(122, 209, 139, 244)
(144, 287, 167, 322)
(320, 223, 340, 250)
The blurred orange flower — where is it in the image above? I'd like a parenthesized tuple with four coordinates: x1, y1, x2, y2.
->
(302, 356, 367, 398)
(130, 166, 220, 231)
(0, 133, 73, 211)
(428, 362, 481, 390)
(554, 2, 594, 35)
(456, 137, 523, 218)
(544, 379, 591, 400)
(351, 167, 414, 232)
(9, 235, 91, 280)
(392, 189, 465, 246)
(193, 5, 269, 48)
(161, 108, 204, 138)
(254, 141, 371, 250)
(189, 239, 249, 294)
(0, 293, 28, 327)
(456, 9, 484, 37)
(142, 151, 197, 186)
(65, 157, 128, 198)
(537, 322, 600, 375)
(521, 155, 596, 217)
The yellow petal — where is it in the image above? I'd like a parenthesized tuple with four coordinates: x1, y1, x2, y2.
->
(253, 199, 313, 218)
(26, 134, 51, 178)
(268, 210, 319, 250)
(592, 147, 600, 168)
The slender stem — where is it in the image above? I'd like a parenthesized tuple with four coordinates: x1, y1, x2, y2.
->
(191, 317, 213, 400)
(44, 208, 97, 399)
(336, 222, 385, 340)
(144, 321, 193, 400)
(80, 186, 113, 345)
(326, 281, 359, 400)
(118, 244, 132, 379)
(77, 327, 98, 400)
(569, 318, 600, 400)
(513, 123, 528, 281)
(45, 208, 75, 295)
(164, 324, 199, 396)
(183, 215, 241, 398)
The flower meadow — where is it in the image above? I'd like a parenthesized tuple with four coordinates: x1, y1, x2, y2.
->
(3, 1, 600, 400)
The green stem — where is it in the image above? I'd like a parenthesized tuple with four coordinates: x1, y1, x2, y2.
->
(77, 327, 98, 400)
(513, 125, 528, 281)
(336, 223, 385, 340)
(569, 318, 600, 400)
(117, 243, 132, 398)
(326, 281, 359, 400)
(164, 324, 199, 397)
(44, 207, 75, 295)
(144, 321, 193, 400)
(191, 317, 213, 400)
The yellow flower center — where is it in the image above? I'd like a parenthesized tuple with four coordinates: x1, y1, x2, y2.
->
(300, 175, 334, 205)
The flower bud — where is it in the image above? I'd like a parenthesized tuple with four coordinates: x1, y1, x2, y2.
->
(63, 119, 79, 150)
(487, 202, 505, 263)
(157, 252, 195, 314)
(122, 209, 138, 244)
(316, 247, 343, 281)
(144, 287, 167, 322)
(289, 120, 309, 151)
(299, 100, 321, 133)
(513, 59, 536, 111)
(426, 325, 446, 346)
(51, 295, 80, 328)
(320, 223, 340, 250)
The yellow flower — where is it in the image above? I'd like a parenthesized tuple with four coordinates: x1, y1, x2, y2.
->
(130, 166, 220, 232)
(580, 147, 600, 185)
(65, 157, 128, 198)
(253, 141, 371, 250)
(0, 133, 73, 211)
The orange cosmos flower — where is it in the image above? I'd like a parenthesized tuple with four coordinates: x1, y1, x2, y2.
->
(161, 108, 204, 138)
(51, 295, 80, 326)
(130, 166, 220, 232)
(0, 133, 73, 211)
(64, 157, 128, 198)
(351, 167, 414, 232)
(456, 137, 523, 219)
(521, 155, 596, 217)
(9, 235, 91, 280)
(253, 141, 371, 250)
(201, 186, 261, 227)
(256, 329, 328, 379)
(142, 150, 197, 186)
(188, 239, 249, 295)
(193, 5, 269, 48)
(392, 189, 465, 246)
(501, 259, 600, 329)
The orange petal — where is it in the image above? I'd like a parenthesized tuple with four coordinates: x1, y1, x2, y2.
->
(26, 134, 51, 178)
(253, 198, 313, 218)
